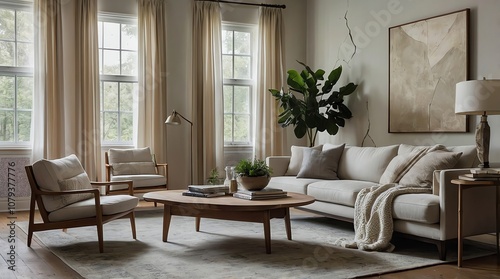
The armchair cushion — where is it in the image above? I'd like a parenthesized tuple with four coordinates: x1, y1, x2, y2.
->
(108, 147, 156, 175)
(32, 154, 94, 212)
(48, 194, 139, 222)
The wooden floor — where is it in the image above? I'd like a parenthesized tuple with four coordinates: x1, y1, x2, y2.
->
(1, 201, 499, 279)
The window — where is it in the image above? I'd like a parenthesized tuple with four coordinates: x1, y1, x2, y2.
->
(98, 15, 137, 145)
(0, 4, 33, 146)
(222, 24, 255, 146)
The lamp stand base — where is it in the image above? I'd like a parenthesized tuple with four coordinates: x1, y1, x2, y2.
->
(475, 114, 490, 169)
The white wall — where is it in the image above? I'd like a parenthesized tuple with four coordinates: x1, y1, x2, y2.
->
(306, 0, 500, 162)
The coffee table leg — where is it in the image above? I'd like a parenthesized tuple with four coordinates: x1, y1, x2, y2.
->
(285, 208, 292, 240)
(263, 210, 271, 254)
(163, 205, 172, 242)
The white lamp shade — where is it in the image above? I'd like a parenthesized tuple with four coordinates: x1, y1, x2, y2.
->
(455, 80, 500, 115)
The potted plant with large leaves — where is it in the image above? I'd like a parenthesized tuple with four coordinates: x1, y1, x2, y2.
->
(269, 62, 358, 147)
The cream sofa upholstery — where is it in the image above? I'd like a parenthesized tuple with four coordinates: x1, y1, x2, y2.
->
(266, 144, 497, 260)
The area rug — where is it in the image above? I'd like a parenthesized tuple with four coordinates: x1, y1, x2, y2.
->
(19, 210, 495, 279)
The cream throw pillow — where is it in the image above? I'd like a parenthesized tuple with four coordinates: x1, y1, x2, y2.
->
(398, 150, 462, 187)
(57, 172, 94, 207)
(297, 144, 345, 179)
(285, 145, 323, 176)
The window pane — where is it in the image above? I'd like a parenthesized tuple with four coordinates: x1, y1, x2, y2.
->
(234, 56, 250, 79)
(17, 110, 31, 141)
(102, 112, 118, 141)
(0, 9, 15, 40)
(120, 112, 133, 142)
(234, 115, 250, 142)
(222, 30, 233, 54)
(17, 42, 33, 67)
(234, 86, 249, 113)
(0, 41, 15, 66)
(17, 76, 33, 109)
(234, 31, 250, 55)
(103, 82, 118, 110)
(102, 49, 120, 75)
(99, 49, 103, 74)
(0, 110, 14, 141)
(121, 51, 137, 76)
(17, 11, 33, 42)
(223, 85, 233, 113)
(103, 22, 120, 49)
(121, 24, 137, 51)
(224, 114, 232, 142)
(0, 76, 15, 109)
(222, 55, 233, 79)
(98, 22, 102, 48)
(120, 82, 134, 111)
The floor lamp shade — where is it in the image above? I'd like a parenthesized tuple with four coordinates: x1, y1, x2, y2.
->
(455, 80, 500, 168)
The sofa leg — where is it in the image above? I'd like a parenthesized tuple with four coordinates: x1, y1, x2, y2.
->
(437, 241, 447, 260)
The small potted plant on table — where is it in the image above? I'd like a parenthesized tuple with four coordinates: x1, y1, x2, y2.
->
(234, 158, 272, 191)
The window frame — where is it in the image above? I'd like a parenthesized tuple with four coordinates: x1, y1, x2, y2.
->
(98, 13, 138, 147)
(222, 23, 257, 147)
(0, 1, 34, 148)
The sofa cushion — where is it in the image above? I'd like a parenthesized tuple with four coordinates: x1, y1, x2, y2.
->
(297, 144, 345, 179)
(108, 147, 156, 175)
(32, 154, 94, 212)
(337, 145, 399, 182)
(399, 150, 462, 187)
(399, 144, 476, 169)
(267, 176, 322, 194)
(307, 180, 379, 207)
(112, 162, 157, 175)
(392, 193, 440, 224)
(285, 145, 322, 176)
(110, 174, 166, 190)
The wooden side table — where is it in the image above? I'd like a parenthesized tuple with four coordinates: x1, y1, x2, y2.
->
(451, 179, 499, 267)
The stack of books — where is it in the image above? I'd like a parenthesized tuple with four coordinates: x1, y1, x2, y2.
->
(459, 169, 500, 181)
(233, 187, 287, 200)
(182, 185, 229, 198)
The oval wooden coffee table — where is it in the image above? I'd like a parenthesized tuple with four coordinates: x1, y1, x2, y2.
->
(143, 190, 315, 254)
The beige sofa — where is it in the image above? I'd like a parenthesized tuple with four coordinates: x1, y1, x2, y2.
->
(266, 144, 497, 260)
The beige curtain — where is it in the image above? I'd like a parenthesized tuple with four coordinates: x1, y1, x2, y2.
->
(32, 0, 66, 162)
(74, 0, 101, 180)
(137, 0, 168, 164)
(253, 7, 285, 159)
(192, 1, 224, 184)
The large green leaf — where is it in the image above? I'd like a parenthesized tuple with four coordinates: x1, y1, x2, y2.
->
(287, 70, 306, 92)
(294, 122, 307, 138)
(339, 83, 358, 95)
(328, 66, 342, 85)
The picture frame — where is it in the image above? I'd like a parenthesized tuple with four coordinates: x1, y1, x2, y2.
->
(388, 9, 469, 133)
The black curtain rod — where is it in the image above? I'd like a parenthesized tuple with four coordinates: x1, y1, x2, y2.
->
(196, 0, 286, 9)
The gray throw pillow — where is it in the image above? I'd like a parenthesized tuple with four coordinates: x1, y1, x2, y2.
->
(297, 144, 345, 179)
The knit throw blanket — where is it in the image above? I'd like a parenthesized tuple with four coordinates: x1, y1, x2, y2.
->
(336, 184, 430, 252)
(335, 145, 442, 251)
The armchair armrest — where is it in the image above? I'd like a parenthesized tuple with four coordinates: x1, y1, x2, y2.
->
(436, 169, 497, 240)
(92, 180, 134, 196)
(266, 156, 290, 177)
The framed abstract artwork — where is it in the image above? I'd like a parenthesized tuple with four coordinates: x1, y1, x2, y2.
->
(388, 9, 469, 133)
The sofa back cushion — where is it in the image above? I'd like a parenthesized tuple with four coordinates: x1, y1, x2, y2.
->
(32, 154, 94, 212)
(337, 145, 399, 182)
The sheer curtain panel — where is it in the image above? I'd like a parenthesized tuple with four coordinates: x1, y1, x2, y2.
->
(137, 0, 168, 164)
(192, 1, 224, 184)
(253, 7, 285, 159)
(74, 0, 101, 180)
(32, 0, 65, 162)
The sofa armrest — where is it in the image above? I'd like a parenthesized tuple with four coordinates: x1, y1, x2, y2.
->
(266, 156, 290, 177)
(437, 169, 497, 240)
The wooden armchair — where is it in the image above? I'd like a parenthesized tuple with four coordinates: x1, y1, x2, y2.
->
(25, 154, 138, 253)
(105, 147, 168, 196)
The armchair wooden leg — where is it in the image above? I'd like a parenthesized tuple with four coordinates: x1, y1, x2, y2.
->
(130, 212, 137, 239)
(97, 223, 104, 253)
(27, 227, 33, 247)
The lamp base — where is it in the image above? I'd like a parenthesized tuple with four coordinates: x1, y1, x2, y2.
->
(475, 114, 490, 169)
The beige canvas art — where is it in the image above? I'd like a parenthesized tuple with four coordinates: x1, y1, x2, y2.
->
(389, 9, 469, 132)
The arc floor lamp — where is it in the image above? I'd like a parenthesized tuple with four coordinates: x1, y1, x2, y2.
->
(165, 110, 193, 184)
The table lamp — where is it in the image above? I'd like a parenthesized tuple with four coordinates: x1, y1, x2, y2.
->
(455, 79, 500, 168)
(165, 110, 194, 183)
